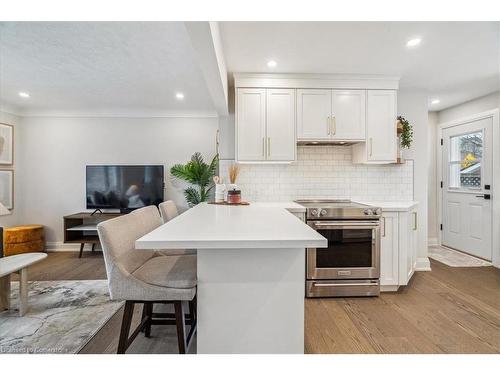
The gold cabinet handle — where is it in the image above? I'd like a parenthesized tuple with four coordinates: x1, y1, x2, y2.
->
(327, 117, 331, 135)
(382, 217, 386, 237)
(332, 115, 336, 135)
(413, 212, 418, 231)
(267, 137, 271, 157)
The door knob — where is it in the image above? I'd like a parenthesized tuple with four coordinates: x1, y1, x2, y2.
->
(475, 194, 491, 200)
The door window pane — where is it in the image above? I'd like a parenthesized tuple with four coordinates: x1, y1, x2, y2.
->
(449, 131, 482, 189)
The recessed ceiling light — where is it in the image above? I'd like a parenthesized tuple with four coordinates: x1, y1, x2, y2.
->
(431, 99, 441, 105)
(18, 92, 30, 98)
(175, 92, 184, 100)
(406, 38, 422, 47)
(267, 60, 277, 68)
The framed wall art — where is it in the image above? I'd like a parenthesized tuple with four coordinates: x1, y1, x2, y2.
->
(0, 123, 13, 165)
(0, 169, 13, 210)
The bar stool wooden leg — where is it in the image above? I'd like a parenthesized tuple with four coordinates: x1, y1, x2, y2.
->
(79, 243, 84, 258)
(144, 302, 153, 338)
(174, 301, 187, 354)
(189, 296, 196, 325)
(117, 301, 135, 354)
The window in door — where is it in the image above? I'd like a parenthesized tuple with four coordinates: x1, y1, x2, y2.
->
(448, 130, 483, 190)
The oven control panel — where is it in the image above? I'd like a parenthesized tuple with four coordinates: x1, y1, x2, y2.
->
(364, 208, 382, 216)
(306, 206, 382, 219)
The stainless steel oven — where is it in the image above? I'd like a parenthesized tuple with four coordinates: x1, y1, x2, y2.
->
(295, 200, 381, 297)
(306, 220, 380, 297)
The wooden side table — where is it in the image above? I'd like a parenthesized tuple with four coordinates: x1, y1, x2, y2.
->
(0, 252, 47, 316)
(3, 225, 45, 256)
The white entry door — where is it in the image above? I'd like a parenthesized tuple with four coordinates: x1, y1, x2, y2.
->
(442, 117, 493, 260)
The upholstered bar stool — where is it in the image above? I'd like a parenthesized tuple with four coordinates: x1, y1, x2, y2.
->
(158, 201, 196, 256)
(97, 206, 197, 354)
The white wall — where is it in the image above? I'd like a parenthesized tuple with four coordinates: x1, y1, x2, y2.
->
(14, 116, 218, 247)
(220, 147, 413, 202)
(398, 89, 430, 269)
(428, 111, 439, 244)
(438, 91, 500, 124)
(218, 87, 235, 160)
(428, 91, 500, 249)
(0, 110, 21, 228)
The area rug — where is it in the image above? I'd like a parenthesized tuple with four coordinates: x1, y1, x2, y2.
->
(0, 280, 123, 354)
(428, 245, 492, 267)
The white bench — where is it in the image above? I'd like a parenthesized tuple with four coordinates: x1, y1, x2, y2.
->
(0, 252, 47, 316)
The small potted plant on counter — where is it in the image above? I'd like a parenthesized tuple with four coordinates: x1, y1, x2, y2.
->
(396, 115, 413, 163)
(170, 152, 219, 207)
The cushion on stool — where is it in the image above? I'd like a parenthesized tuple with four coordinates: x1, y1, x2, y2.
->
(132, 254, 197, 289)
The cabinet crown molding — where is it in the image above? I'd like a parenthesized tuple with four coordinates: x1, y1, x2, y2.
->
(233, 73, 400, 90)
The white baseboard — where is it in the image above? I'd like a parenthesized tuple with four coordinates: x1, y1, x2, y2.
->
(428, 237, 439, 246)
(46, 241, 100, 252)
(380, 285, 399, 292)
(415, 256, 432, 271)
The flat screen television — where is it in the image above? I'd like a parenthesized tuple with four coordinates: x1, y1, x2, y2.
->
(86, 165, 164, 212)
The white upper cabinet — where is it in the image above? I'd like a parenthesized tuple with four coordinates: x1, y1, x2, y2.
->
(297, 89, 331, 140)
(331, 90, 366, 141)
(236, 88, 267, 162)
(352, 90, 397, 163)
(236, 88, 296, 163)
(297, 89, 366, 142)
(266, 89, 296, 161)
(366, 90, 397, 162)
(234, 74, 399, 164)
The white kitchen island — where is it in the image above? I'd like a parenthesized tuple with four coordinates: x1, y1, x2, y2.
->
(136, 203, 326, 354)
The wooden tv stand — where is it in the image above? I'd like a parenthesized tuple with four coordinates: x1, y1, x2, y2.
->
(63, 212, 124, 258)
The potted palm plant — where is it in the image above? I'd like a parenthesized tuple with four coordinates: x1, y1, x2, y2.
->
(170, 152, 219, 207)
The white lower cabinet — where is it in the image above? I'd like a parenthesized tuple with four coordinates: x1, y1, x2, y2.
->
(380, 212, 399, 288)
(405, 208, 418, 283)
(379, 207, 418, 292)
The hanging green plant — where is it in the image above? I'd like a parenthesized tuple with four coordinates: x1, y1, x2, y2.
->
(170, 152, 219, 207)
(397, 115, 413, 149)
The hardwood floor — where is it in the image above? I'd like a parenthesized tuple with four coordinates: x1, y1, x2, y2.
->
(18, 251, 500, 354)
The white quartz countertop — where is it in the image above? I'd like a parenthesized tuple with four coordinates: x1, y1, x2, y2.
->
(136, 203, 326, 250)
(354, 201, 419, 211)
(250, 201, 306, 213)
(249, 200, 418, 212)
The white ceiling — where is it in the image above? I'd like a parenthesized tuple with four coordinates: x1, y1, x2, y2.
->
(220, 22, 500, 111)
(1, 22, 498, 115)
(0, 22, 216, 116)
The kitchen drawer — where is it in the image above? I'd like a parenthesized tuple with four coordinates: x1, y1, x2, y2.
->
(306, 279, 380, 298)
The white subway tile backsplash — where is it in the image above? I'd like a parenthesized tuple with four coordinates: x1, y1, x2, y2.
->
(220, 146, 413, 202)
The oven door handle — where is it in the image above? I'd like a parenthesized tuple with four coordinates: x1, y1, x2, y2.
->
(312, 281, 379, 287)
(310, 221, 379, 230)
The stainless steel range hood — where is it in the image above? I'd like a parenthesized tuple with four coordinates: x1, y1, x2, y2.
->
(297, 140, 364, 146)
